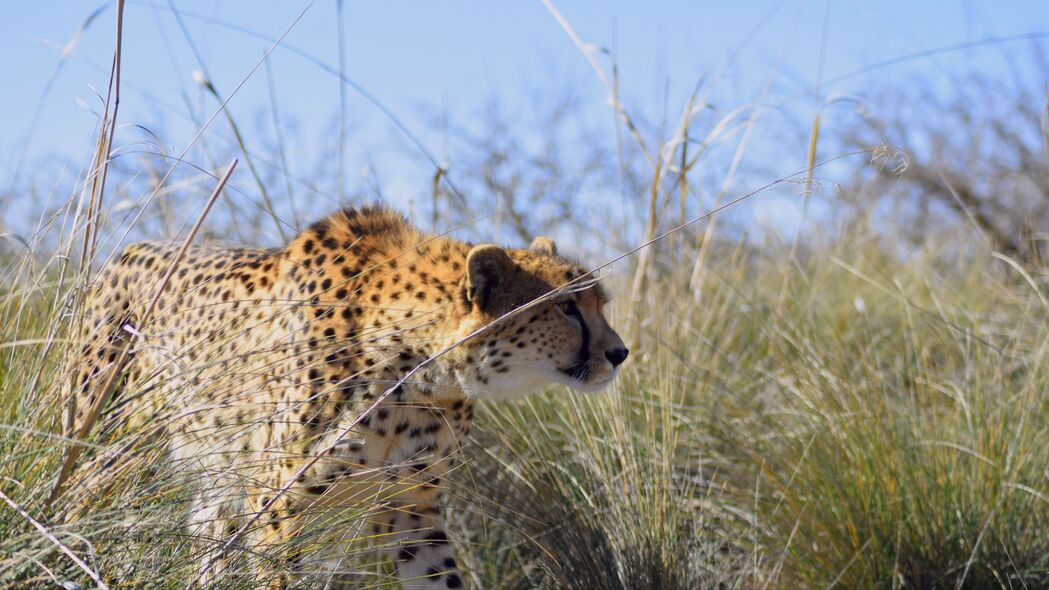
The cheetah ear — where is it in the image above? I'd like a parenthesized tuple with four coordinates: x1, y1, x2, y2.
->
(528, 236, 557, 256)
(465, 244, 514, 312)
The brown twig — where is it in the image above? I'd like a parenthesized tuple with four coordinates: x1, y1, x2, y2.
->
(79, 0, 125, 274)
(336, 0, 348, 203)
(62, 0, 125, 446)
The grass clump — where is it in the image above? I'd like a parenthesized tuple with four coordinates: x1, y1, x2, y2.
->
(3, 218, 1049, 589)
(446, 225, 1049, 589)
(4, 218, 1049, 589)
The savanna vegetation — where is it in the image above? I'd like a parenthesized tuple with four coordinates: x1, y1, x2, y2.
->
(2, 2, 1048, 589)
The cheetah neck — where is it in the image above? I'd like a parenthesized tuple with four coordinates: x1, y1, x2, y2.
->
(341, 239, 477, 402)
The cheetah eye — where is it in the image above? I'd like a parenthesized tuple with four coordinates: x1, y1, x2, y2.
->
(557, 300, 580, 317)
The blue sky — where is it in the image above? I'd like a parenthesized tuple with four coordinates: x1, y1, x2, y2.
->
(2, 1, 1048, 240)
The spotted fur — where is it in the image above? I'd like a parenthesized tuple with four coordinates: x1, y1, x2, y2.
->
(68, 206, 627, 588)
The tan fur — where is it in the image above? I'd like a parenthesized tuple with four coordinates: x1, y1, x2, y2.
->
(68, 206, 627, 588)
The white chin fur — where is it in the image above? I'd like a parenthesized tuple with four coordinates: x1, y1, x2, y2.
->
(561, 372, 617, 393)
(460, 365, 618, 400)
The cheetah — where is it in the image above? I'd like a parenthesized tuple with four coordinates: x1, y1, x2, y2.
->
(66, 206, 628, 588)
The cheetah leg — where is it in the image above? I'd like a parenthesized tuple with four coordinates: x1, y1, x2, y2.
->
(188, 487, 242, 587)
(241, 487, 308, 590)
(177, 449, 254, 588)
(384, 499, 464, 590)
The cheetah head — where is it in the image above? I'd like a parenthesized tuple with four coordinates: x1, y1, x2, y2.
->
(452, 236, 628, 399)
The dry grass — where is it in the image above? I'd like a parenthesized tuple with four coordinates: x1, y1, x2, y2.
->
(5, 218, 1048, 589)
(3, 3, 1048, 589)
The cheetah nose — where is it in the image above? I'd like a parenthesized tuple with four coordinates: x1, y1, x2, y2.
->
(605, 347, 629, 367)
